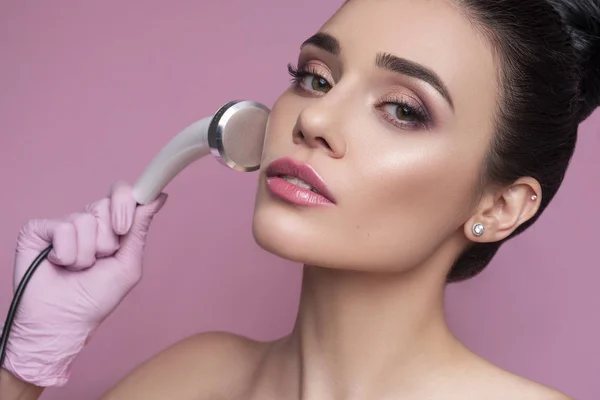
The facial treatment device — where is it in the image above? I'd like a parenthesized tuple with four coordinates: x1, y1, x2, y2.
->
(0, 100, 271, 370)
(133, 100, 270, 205)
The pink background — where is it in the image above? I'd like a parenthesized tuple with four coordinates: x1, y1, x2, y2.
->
(1, 1, 598, 399)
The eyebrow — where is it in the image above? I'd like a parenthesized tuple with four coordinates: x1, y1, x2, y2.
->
(302, 32, 341, 55)
(300, 32, 454, 110)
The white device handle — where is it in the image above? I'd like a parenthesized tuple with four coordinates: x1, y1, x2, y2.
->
(133, 116, 213, 205)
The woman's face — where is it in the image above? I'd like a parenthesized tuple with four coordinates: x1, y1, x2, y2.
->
(252, 0, 499, 272)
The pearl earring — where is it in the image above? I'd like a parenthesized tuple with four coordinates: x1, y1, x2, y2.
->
(472, 223, 485, 237)
(531, 195, 538, 201)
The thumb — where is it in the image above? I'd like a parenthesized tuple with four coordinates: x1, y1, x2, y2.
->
(115, 193, 168, 261)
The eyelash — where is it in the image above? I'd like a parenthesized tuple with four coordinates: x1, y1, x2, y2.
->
(287, 63, 432, 130)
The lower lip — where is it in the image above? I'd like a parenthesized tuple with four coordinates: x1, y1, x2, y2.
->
(266, 177, 334, 206)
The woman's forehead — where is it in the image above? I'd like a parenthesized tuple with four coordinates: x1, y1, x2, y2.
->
(321, 0, 490, 70)
(315, 0, 499, 117)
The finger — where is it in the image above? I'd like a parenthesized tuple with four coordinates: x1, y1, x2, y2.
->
(86, 198, 120, 258)
(116, 193, 168, 262)
(64, 212, 98, 270)
(25, 218, 78, 266)
(109, 181, 137, 236)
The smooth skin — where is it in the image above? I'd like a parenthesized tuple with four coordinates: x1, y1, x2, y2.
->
(1, 0, 572, 399)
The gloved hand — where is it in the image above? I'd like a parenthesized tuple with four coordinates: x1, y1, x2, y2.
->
(1, 181, 168, 387)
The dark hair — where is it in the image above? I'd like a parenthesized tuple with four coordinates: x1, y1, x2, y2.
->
(447, 0, 600, 282)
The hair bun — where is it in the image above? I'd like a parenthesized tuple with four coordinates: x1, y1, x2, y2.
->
(548, 0, 600, 121)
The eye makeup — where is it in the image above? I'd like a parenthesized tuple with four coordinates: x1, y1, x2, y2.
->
(287, 62, 434, 130)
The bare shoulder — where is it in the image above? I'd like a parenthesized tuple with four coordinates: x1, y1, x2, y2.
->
(499, 374, 572, 400)
(100, 331, 271, 400)
(468, 359, 572, 400)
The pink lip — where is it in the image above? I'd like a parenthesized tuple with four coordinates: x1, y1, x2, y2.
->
(265, 157, 336, 206)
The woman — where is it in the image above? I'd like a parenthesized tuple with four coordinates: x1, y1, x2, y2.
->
(2, 0, 598, 398)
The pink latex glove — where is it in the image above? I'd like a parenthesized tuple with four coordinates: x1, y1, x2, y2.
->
(2, 181, 168, 387)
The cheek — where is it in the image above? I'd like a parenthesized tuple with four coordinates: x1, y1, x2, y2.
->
(345, 142, 482, 247)
(259, 96, 297, 164)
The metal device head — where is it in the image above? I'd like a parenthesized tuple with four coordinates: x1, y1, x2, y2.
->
(208, 100, 270, 172)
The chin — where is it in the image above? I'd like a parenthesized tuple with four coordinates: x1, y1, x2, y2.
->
(252, 201, 316, 265)
(251, 200, 372, 271)
(250, 204, 339, 270)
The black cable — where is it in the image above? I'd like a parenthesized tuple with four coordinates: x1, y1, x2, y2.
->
(0, 245, 53, 376)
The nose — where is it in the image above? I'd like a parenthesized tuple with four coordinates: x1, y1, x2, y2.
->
(293, 102, 347, 158)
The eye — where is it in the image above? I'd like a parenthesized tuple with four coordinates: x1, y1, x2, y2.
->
(383, 103, 419, 122)
(378, 99, 431, 129)
(287, 63, 332, 94)
(303, 75, 332, 93)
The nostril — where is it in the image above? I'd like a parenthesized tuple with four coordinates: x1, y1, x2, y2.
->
(315, 137, 332, 152)
(293, 130, 334, 153)
(293, 130, 305, 143)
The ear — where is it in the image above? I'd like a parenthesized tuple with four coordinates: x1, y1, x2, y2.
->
(463, 177, 542, 243)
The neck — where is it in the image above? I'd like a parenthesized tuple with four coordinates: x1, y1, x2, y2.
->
(284, 264, 463, 399)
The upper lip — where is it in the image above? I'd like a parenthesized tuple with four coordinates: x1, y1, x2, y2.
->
(266, 157, 336, 203)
